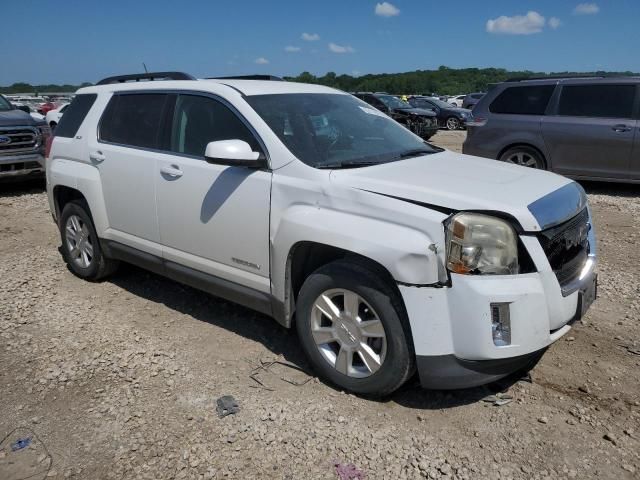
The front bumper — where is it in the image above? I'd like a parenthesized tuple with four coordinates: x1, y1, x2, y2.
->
(0, 153, 45, 181)
(401, 206, 597, 390)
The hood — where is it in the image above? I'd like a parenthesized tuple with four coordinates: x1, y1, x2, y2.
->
(0, 108, 41, 127)
(394, 107, 436, 117)
(330, 150, 575, 232)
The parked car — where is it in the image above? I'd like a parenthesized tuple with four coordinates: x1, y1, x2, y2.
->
(448, 95, 466, 107)
(46, 104, 69, 128)
(462, 93, 484, 110)
(47, 72, 597, 396)
(0, 94, 50, 181)
(353, 92, 439, 140)
(38, 101, 59, 115)
(407, 96, 472, 130)
(463, 76, 640, 182)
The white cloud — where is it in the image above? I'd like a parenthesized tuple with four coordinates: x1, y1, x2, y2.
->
(548, 17, 562, 29)
(375, 2, 400, 17)
(574, 3, 599, 15)
(486, 11, 546, 35)
(284, 46, 301, 53)
(254, 57, 269, 65)
(328, 42, 355, 54)
(301, 32, 320, 41)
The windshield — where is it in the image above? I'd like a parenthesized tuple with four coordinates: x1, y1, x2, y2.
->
(0, 95, 13, 112)
(376, 94, 412, 109)
(247, 93, 436, 169)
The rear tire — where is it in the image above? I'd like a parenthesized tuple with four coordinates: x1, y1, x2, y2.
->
(445, 117, 460, 130)
(59, 200, 118, 281)
(296, 260, 414, 396)
(499, 146, 545, 169)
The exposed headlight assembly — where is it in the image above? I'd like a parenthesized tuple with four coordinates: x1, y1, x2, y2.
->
(445, 213, 518, 275)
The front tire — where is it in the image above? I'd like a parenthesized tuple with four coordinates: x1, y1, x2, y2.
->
(59, 200, 118, 280)
(296, 261, 414, 396)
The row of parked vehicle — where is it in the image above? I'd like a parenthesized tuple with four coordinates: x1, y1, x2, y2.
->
(38, 71, 602, 396)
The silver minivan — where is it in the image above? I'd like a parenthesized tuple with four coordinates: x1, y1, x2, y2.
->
(463, 77, 640, 183)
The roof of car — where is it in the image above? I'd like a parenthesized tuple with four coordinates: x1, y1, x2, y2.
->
(78, 78, 344, 97)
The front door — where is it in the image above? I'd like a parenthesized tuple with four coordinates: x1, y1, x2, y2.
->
(155, 93, 271, 293)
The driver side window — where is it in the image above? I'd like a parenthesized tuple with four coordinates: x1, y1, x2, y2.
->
(170, 95, 260, 157)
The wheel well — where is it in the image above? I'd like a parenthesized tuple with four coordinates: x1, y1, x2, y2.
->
(49, 121, 57, 127)
(285, 242, 404, 326)
(498, 143, 547, 169)
(53, 186, 86, 222)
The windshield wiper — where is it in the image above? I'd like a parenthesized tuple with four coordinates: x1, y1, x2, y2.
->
(398, 148, 434, 159)
(316, 160, 382, 169)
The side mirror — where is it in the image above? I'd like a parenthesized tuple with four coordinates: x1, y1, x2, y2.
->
(204, 140, 265, 168)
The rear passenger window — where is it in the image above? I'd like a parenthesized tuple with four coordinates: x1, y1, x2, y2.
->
(489, 85, 555, 115)
(55, 94, 97, 138)
(100, 94, 168, 149)
(558, 85, 636, 119)
(169, 95, 260, 157)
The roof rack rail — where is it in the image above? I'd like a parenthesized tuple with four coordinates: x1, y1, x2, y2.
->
(209, 75, 283, 81)
(504, 74, 616, 82)
(96, 71, 195, 85)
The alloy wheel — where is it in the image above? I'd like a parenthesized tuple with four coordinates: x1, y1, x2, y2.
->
(446, 117, 460, 130)
(310, 288, 387, 378)
(65, 214, 94, 268)
(505, 151, 540, 168)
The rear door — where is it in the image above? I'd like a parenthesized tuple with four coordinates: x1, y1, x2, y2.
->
(93, 92, 170, 255)
(542, 83, 637, 179)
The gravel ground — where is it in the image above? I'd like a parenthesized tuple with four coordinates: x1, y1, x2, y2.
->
(1, 130, 639, 479)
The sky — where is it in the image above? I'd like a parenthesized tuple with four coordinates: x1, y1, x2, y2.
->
(1, 0, 638, 85)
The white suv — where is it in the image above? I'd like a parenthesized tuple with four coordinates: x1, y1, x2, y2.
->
(46, 72, 597, 396)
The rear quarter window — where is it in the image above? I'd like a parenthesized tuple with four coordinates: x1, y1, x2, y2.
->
(54, 94, 97, 138)
(489, 85, 555, 115)
(99, 93, 168, 149)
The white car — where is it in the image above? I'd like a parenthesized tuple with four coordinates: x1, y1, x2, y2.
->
(45, 104, 69, 128)
(46, 72, 597, 396)
(448, 95, 466, 107)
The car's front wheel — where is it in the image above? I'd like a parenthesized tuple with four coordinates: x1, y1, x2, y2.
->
(500, 146, 545, 169)
(296, 261, 414, 396)
(59, 200, 118, 280)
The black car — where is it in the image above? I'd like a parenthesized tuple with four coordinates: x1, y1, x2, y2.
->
(353, 92, 439, 140)
(407, 96, 472, 130)
(462, 93, 485, 110)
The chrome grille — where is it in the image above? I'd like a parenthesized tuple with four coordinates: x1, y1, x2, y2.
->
(538, 208, 590, 287)
(0, 126, 40, 156)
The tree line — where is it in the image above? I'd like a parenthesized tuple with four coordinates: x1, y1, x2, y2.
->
(284, 67, 639, 95)
(2, 67, 638, 95)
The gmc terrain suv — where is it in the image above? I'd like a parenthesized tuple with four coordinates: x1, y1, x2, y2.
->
(47, 72, 597, 396)
(0, 93, 50, 181)
(463, 76, 640, 182)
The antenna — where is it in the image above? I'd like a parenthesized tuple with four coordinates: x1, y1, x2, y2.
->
(142, 63, 149, 73)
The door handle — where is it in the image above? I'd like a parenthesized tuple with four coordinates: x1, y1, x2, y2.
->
(612, 124, 632, 133)
(90, 151, 105, 162)
(160, 165, 183, 178)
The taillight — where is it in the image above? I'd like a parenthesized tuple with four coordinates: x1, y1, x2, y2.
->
(45, 135, 55, 159)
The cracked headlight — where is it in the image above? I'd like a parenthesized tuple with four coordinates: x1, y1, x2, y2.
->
(445, 213, 519, 275)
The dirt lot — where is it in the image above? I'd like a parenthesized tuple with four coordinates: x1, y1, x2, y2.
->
(1, 130, 639, 480)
